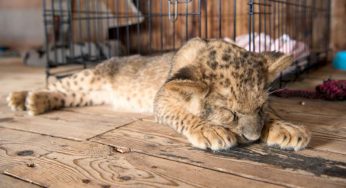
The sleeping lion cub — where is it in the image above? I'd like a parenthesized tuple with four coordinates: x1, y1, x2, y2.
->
(7, 38, 310, 151)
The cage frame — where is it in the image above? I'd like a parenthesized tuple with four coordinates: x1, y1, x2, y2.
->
(42, 0, 332, 88)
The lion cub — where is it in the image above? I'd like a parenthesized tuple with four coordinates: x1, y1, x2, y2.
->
(7, 38, 310, 151)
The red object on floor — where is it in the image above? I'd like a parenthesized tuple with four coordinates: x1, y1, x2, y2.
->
(273, 80, 346, 100)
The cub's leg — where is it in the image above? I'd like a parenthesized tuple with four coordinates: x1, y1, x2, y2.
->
(24, 90, 109, 116)
(7, 69, 110, 115)
(261, 119, 311, 151)
(154, 80, 237, 151)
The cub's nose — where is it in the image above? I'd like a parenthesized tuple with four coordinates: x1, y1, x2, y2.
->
(242, 132, 261, 141)
(237, 114, 264, 142)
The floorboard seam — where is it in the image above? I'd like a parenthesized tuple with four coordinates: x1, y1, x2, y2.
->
(311, 148, 346, 156)
(86, 120, 141, 141)
(1, 172, 46, 188)
(0, 126, 83, 142)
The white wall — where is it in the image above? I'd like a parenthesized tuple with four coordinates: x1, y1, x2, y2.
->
(0, 8, 44, 49)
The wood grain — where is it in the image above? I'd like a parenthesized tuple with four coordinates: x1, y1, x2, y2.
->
(0, 128, 280, 188)
(269, 97, 346, 118)
(91, 120, 346, 188)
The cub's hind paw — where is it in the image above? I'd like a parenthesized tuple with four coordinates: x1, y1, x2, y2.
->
(26, 92, 65, 116)
(262, 120, 311, 151)
(187, 125, 237, 151)
(26, 92, 51, 116)
(7, 91, 28, 111)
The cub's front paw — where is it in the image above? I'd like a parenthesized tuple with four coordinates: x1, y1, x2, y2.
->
(187, 125, 237, 151)
(7, 91, 28, 111)
(262, 120, 311, 151)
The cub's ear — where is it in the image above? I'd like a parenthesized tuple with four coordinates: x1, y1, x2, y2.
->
(262, 51, 293, 83)
(171, 37, 207, 75)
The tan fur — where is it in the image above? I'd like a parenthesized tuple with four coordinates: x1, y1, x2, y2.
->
(7, 38, 310, 151)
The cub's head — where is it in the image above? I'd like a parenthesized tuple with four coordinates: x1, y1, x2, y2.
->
(171, 38, 293, 143)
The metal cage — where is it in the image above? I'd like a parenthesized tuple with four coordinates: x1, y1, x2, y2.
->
(42, 0, 331, 88)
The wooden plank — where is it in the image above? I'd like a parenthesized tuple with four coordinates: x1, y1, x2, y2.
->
(282, 63, 346, 89)
(281, 65, 346, 90)
(284, 78, 326, 90)
(91, 120, 346, 188)
(0, 58, 44, 94)
(5, 152, 282, 188)
(0, 104, 148, 140)
(268, 97, 346, 156)
(301, 66, 346, 81)
(0, 174, 40, 188)
(0, 127, 110, 160)
(308, 136, 346, 156)
(0, 126, 112, 188)
(63, 105, 151, 119)
(0, 128, 279, 188)
(269, 98, 346, 143)
(278, 113, 346, 139)
(269, 97, 346, 119)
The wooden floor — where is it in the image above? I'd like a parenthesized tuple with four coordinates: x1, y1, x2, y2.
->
(0, 58, 346, 188)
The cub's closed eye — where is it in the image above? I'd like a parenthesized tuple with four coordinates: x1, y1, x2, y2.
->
(225, 108, 238, 120)
(221, 107, 238, 120)
(222, 107, 234, 114)
(256, 106, 264, 112)
(232, 111, 238, 122)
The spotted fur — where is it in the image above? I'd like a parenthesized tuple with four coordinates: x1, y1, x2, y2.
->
(7, 38, 310, 151)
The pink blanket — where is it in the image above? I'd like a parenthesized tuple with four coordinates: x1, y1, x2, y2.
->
(224, 33, 310, 61)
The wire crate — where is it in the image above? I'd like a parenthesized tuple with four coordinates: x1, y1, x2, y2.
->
(42, 0, 331, 88)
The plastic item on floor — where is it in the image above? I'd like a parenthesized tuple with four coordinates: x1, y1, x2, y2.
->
(333, 51, 346, 71)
